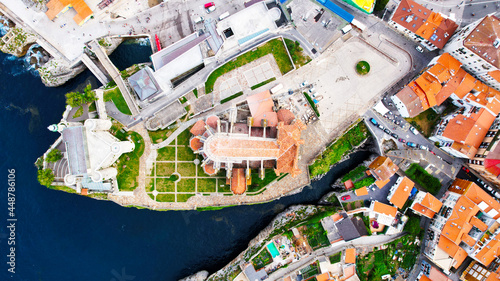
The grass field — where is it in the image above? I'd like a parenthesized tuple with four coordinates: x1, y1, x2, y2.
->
(103, 86, 132, 115)
(116, 132, 144, 191)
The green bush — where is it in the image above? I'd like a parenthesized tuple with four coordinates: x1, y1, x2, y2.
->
(304, 92, 320, 117)
(375, 0, 390, 11)
(65, 84, 97, 107)
(220, 92, 243, 104)
(356, 61, 370, 75)
(341, 165, 367, 182)
(405, 163, 441, 195)
(46, 149, 63, 163)
(354, 176, 375, 189)
(37, 168, 55, 187)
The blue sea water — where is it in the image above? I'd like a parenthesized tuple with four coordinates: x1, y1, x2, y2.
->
(0, 48, 371, 281)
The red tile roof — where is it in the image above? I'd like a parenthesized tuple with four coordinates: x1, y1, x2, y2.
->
(389, 176, 414, 209)
(368, 156, 398, 181)
(231, 168, 247, 195)
(190, 120, 207, 136)
(246, 90, 278, 127)
(464, 15, 500, 69)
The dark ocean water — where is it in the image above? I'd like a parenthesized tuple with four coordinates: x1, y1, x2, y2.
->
(0, 47, 371, 281)
(108, 39, 153, 71)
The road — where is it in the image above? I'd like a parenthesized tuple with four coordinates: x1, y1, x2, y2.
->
(267, 232, 405, 281)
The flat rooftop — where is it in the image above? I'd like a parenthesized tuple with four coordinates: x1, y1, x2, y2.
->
(204, 134, 280, 161)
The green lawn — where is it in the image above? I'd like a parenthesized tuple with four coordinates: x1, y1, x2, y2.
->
(309, 121, 370, 177)
(157, 146, 176, 161)
(156, 194, 175, 202)
(73, 106, 83, 118)
(149, 127, 176, 144)
(156, 162, 175, 176)
(304, 92, 320, 117)
(220, 92, 244, 104)
(88, 102, 97, 112)
(329, 253, 341, 264)
(341, 165, 367, 182)
(197, 178, 217, 193)
(156, 178, 176, 192)
(177, 178, 196, 192)
(177, 193, 195, 202)
(284, 38, 311, 68)
(248, 169, 278, 192)
(205, 38, 293, 93)
(250, 77, 276, 90)
(405, 163, 441, 195)
(178, 162, 196, 177)
(103, 87, 132, 115)
(177, 146, 196, 161)
(302, 223, 330, 250)
(218, 179, 231, 193)
(116, 132, 144, 191)
(177, 129, 191, 146)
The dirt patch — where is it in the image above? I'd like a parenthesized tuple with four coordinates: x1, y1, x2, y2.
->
(148, 0, 161, 7)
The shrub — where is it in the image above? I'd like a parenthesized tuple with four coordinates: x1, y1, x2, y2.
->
(46, 149, 63, 163)
(37, 168, 55, 187)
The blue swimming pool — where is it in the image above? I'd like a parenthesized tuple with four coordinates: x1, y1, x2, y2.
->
(267, 242, 280, 258)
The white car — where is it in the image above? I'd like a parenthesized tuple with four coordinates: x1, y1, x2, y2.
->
(416, 45, 424, 53)
(410, 126, 419, 135)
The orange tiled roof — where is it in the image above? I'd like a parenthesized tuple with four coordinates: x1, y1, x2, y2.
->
(206, 115, 219, 130)
(420, 192, 443, 213)
(437, 53, 462, 75)
(368, 156, 398, 182)
(412, 202, 437, 218)
(394, 85, 425, 117)
(459, 179, 500, 219)
(419, 275, 432, 281)
(275, 119, 306, 177)
(461, 233, 476, 247)
(277, 109, 295, 125)
(355, 187, 368, 196)
(81, 188, 88, 195)
(415, 72, 442, 107)
(190, 120, 206, 136)
(390, 176, 414, 209)
(454, 72, 478, 99)
(203, 163, 217, 176)
(475, 232, 500, 266)
(373, 201, 398, 217)
(246, 90, 278, 127)
(190, 137, 203, 151)
(441, 196, 478, 244)
(375, 178, 390, 189)
(231, 168, 247, 195)
(489, 70, 500, 83)
(343, 264, 355, 279)
(486, 272, 500, 281)
(206, 136, 280, 158)
(345, 248, 356, 264)
(464, 15, 500, 69)
(316, 273, 330, 281)
(470, 216, 488, 232)
(46, 0, 93, 25)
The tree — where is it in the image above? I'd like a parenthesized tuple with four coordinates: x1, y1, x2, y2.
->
(46, 149, 63, 163)
(374, 0, 390, 11)
(65, 84, 97, 107)
(404, 216, 422, 236)
(37, 168, 55, 187)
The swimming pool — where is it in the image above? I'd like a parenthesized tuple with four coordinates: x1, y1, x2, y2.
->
(267, 242, 280, 258)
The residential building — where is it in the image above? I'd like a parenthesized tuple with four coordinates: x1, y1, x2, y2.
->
(466, 120, 500, 187)
(391, 53, 462, 118)
(242, 263, 268, 281)
(369, 201, 398, 226)
(345, 248, 356, 264)
(368, 156, 398, 182)
(411, 191, 443, 219)
(427, 179, 500, 273)
(387, 176, 414, 209)
(461, 260, 500, 281)
(443, 15, 500, 91)
(389, 0, 457, 51)
(189, 91, 306, 194)
(46, 119, 135, 193)
(45, 0, 93, 26)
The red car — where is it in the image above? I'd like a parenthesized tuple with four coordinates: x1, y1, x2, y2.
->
(204, 2, 214, 8)
(341, 195, 351, 201)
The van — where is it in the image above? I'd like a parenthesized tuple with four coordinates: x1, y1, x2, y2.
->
(409, 126, 419, 135)
(270, 83, 283, 94)
(194, 17, 204, 24)
(206, 6, 216, 14)
(341, 24, 352, 34)
(219, 12, 230, 21)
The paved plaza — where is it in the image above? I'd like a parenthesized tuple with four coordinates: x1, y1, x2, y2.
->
(244, 62, 276, 88)
(219, 77, 242, 100)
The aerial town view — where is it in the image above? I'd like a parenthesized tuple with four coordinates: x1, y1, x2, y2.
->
(2, 0, 500, 280)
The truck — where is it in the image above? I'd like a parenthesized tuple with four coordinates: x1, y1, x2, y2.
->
(219, 12, 230, 21)
(341, 24, 352, 34)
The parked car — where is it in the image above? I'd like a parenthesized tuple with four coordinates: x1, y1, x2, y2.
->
(409, 126, 419, 135)
(369, 118, 378, 125)
(416, 45, 424, 53)
(204, 2, 215, 8)
(206, 6, 216, 13)
(407, 142, 417, 148)
(462, 167, 470, 173)
(300, 81, 308, 87)
(398, 138, 406, 143)
(391, 133, 398, 139)
(384, 128, 391, 134)
(378, 124, 384, 130)
(419, 145, 429, 150)
(341, 195, 351, 201)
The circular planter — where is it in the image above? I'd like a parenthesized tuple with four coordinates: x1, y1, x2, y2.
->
(356, 61, 370, 75)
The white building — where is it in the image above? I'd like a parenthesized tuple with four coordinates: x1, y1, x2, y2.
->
(443, 15, 500, 91)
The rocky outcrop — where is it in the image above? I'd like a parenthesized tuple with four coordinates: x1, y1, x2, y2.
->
(179, 271, 209, 281)
(38, 58, 87, 87)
